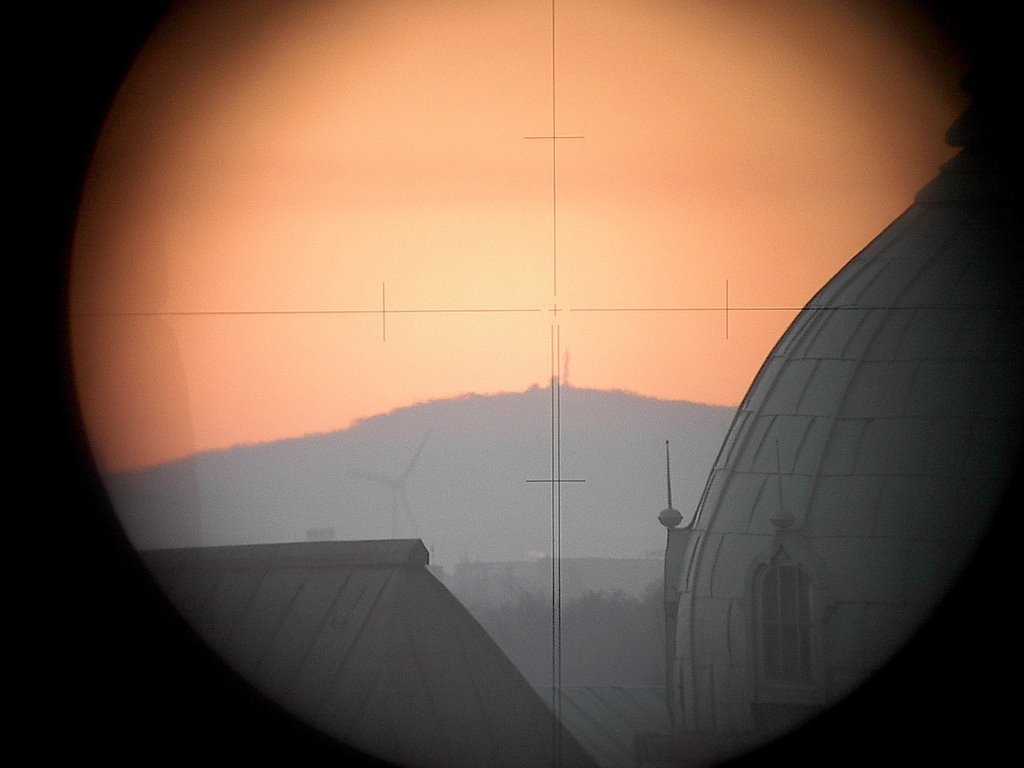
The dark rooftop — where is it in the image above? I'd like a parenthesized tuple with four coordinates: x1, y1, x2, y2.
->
(143, 539, 596, 768)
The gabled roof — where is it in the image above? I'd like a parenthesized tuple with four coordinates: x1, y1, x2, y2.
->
(143, 540, 596, 768)
(535, 686, 672, 768)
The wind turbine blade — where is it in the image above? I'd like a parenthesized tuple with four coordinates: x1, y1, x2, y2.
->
(347, 469, 398, 487)
(400, 431, 431, 480)
(399, 491, 420, 539)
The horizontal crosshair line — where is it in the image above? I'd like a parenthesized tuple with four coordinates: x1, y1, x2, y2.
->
(523, 135, 585, 139)
(386, 308, 543, 314)
(75, 303, 996, 318)
(526, 479, 586, 483)
(567, 304, 967, 312)
(75, 308, 546, 317)
(569, 306, 805, 312)
(569, 303, 798, 309)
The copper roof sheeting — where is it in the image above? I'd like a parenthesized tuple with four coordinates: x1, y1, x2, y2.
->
(535, 686, 672, 768)
(689, 145, 1023, 612)
(143, 540, 596, 768)
(668, 71, 1024, 754)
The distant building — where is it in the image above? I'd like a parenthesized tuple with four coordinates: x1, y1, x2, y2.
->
(143, 539, 597, 768)
(655, 79, 1023, 765)
(447, 556, 662, 609)
(304, 525, 335, 541)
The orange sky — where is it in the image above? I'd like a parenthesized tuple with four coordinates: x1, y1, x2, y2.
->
(69, 0, 965, 473)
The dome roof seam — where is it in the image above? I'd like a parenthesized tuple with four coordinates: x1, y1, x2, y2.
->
(698, 223, 960, 540)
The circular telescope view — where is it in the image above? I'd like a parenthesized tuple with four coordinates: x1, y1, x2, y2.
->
(66, 2, 1020, 766)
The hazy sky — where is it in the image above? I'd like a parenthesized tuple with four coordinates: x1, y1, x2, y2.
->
(69, 0, 966, 473)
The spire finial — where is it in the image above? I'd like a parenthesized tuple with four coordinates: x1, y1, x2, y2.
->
(659, 440, 683, 529)
(665, 439, 673, 510)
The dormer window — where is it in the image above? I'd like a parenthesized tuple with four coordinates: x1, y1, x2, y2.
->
(756, 557, 813, 684)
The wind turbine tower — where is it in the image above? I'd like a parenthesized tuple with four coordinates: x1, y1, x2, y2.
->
(348, 431, 431, 539)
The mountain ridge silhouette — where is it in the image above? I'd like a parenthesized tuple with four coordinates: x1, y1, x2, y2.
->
(107, 385, 734, 567)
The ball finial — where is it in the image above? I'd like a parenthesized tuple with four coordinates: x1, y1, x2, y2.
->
(659, 440, 684, 528)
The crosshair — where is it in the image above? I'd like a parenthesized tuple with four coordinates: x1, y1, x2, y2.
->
(70, 5, 863, 766)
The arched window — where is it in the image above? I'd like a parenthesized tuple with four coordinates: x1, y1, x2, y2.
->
(756, 557, 812, 684)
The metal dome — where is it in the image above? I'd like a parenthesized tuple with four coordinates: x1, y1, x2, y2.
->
(668, 106, 1024, 750)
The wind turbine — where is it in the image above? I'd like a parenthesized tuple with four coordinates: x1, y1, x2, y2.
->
(348, 431, 431, 539)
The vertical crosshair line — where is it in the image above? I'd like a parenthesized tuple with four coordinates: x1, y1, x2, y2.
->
(551, 5, 561, 762)
(520, 2, 583, 762)
(556, 324, 564, 767)
(381, 281, 387, 342)
(549, 322, 561, 767)
(550, 0, 558, 298)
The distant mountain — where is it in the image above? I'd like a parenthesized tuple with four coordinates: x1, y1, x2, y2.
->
(106, 386, 734, 568)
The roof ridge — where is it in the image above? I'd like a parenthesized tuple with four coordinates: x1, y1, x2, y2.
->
(141, 539, 430, 569)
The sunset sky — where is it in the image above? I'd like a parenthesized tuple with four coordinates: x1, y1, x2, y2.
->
(69, 0, 966, 473)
